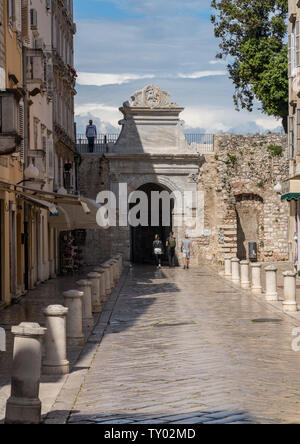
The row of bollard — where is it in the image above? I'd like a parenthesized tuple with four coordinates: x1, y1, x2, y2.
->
(4, 254, 123, 424)
(224, 258, 298, 313)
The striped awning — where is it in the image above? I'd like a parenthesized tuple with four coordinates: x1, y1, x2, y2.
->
(281, 193, 300, 201)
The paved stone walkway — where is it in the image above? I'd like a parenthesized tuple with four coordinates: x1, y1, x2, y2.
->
(67, 265, 300, 425)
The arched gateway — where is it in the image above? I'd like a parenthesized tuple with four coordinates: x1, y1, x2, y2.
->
(106, 85, 205, 265)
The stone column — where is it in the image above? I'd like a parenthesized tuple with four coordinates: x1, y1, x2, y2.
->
(251, 263, 262, 294)
(87, 272, 102, 313)
(115, 254, 122, 277)
(94, 268, 107, 304)
(112, 259, 119, 284)
(104, 261, 114, 291)
(43, 305, 69, 375)
(101, 263, 112, 296)
(224, 258, 232, 280)
(5, 323, 46, 424)
(265, 266, 278, 302)
(282, 271, 298, 312)
(113, 257, 120, 280)
(231, 258, 240, 284)
(63, 290, 84, 347)
(240, 261, 250, 289)
(76, 280, 94, 328)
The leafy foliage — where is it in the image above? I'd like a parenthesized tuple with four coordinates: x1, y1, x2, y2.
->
(211, 0, 288, 131)
(267, 144, 283, 156)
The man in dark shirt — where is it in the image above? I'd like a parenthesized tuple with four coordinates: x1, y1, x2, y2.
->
(166, 231, 176, 268)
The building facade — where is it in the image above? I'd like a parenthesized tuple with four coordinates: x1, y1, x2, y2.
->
(78, 86, 289, 268)
(0, 0, 26, 305)
(286, 0, 300, 269)
(52, 0, 78, 195)
(0, 0, 79, 308)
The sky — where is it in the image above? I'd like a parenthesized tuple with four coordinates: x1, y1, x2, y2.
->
(74, 0, 284, 135)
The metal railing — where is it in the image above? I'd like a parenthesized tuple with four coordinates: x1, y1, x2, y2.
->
(76, 134, 120, 154)
(185, 134, 214, 153)
(76, 133, 214, 154)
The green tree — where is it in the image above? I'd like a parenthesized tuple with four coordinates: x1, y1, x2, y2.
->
(211, 0, 288, 132)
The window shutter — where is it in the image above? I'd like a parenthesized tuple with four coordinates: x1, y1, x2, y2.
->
(15, 0, 22, 32)
(297, 109, 300, 154)
(18, 100, 25, 163)
(52, 17, 57, 49)
(289, 115, 295, 159)
(296, 20, 300, 67)
(21, 0, 29, 43)
(289, 34, 292, 77)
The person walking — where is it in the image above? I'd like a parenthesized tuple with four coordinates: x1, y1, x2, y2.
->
(166, 231, 176, 268)
(86, 120, 97, 153)
(153, 234, 163, 269)
(181, 233, 193, 270)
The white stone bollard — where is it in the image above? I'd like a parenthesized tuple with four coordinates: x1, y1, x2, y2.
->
(94, 268, 107, 304)
(251, 263, 262, 294)
(5, 323, 46, 424)
(115, 254, 122, 277)
(101, 263, 112, 296)
(112, 259, 119, 283)
(63, 290, 85, 347)
(105, 261, 115, 290)
(87, 272, 102, 313)
(113, 257, 121, 280)
(76, 280, 94, 328)
(231, 258, 240, 284)
(265, 266, 278, 302)
(43, 305, 69, 375)
(282, 271, 298, 312)
(224, 258, 232, 280)
(240, 260, 250, 289)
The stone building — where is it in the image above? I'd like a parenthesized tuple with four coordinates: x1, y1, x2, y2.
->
(0, 0, 26, 305)
(195, 134, 289, 265)
(23, 0, 56, 287)
(78, 85, 289, 267)
(52, 0, 78, 194)
(286, 0, 300, 269)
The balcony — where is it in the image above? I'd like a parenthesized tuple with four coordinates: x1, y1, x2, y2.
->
(0, 91, 23, 155)
(26, 49, 45, 87)
(76, 133, 215, 155)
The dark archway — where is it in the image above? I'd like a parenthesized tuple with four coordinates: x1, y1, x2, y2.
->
(130, 183, 174, 264)
(235, 193, 264, 261)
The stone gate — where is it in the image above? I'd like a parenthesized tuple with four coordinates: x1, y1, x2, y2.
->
(78, 86, 289, 267)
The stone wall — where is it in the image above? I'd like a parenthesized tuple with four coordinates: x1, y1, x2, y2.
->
(78, 134, 289, 267)
(78, 155, 112, 265)
(194, 134, 289, 265)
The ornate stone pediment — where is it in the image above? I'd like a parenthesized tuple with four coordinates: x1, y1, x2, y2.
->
(125, 85, 179, 109)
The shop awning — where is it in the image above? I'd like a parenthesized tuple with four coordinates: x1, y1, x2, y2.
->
(21, 195, 59, 215)
(281, 193, 300, 201)
(0, 180, 103, 230)
(48, 198, 102, 230)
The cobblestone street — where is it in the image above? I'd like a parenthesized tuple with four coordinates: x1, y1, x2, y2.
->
(65, 265, 300, 425)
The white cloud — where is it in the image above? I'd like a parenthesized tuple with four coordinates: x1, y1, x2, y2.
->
(178, 70, 227, 79)
(255, 117, 282, 131)
(181, 106, 282, 134)
(107, 0, 209, 15)
(75, 103, 122, 127)
(209, 59, 226, 65)
(77, 72, 156, 87)
(77, 70, 227, 87)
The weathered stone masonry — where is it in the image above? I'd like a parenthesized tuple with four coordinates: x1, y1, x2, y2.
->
(194, 134, 289, 265)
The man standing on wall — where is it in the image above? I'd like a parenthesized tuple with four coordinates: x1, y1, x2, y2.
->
(86, 120, 97, 153)
(166, 231, 176, 268)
